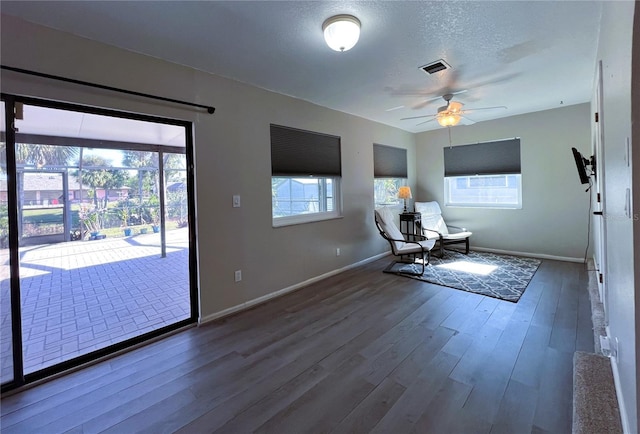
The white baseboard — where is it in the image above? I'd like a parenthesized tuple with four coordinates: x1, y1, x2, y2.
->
(200, 246, 582, 325)
(199, 251, 390, 325)
(471, 246, 584, 263)
(606, 325, 631, 434)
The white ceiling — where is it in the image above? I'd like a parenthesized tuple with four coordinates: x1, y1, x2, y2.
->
(1, 1, 604, 133)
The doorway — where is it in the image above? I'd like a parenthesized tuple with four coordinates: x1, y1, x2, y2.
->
(1, 96, 198, 391)
(592, 60, 608, 318)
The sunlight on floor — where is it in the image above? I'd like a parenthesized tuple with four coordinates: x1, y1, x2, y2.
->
(436, 260, 498, 275)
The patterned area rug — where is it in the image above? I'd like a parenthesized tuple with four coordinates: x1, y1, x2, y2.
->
(387, 250, 541, 302)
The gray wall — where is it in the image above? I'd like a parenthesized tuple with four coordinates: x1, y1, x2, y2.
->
(0, 14, 416, 321)
(415, 104, 591, 260)
(595, 2, 638, 432)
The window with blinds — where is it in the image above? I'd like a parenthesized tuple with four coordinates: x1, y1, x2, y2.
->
(271, 125, 342, 225)
(373, 144, 407, 207)
(443, 138, 522, 208)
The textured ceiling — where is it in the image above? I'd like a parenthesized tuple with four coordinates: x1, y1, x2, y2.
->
(0, 1, 604, 132)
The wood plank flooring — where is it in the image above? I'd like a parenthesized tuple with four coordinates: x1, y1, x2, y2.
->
(0, 257, 593, 433)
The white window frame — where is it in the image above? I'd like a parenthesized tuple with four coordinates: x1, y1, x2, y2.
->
(444, 174, 522, 209)
(272, 176, 341, 227)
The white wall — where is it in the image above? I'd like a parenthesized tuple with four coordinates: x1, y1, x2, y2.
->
(595, 2, 638, 432)
(0, 14, 416, 321)
(415, 104, 591, 260)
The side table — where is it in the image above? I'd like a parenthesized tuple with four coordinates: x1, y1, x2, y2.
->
(399, 212, 422, 237)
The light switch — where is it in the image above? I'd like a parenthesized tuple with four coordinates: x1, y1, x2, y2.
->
(233, 195, 241, 208)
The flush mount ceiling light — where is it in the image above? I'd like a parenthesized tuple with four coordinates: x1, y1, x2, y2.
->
(322, 14, 361, 52)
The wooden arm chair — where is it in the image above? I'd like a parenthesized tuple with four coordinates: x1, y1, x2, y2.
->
(414, 201, 472, 257)
(374, 207, 435, 275)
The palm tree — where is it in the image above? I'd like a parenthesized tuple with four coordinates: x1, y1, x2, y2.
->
(77, 155, 128, 208)
(13, 144, 79, 169)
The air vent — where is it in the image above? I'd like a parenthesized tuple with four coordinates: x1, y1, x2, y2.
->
(420, 59, 451, 75)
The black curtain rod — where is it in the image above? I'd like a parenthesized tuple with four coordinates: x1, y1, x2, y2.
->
(1, 65, 215, 114)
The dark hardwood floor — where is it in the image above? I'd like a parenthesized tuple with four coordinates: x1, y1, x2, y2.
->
(0, 256, 593, 433)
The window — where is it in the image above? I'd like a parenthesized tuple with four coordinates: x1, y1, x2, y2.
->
(271, 125, 341, 225)
(374, 178, 404, 207)
(445, 174, 522, 208)
(443, 138, 521, 209)
(272, 177, 338, 222)
(373, 144, 407, 207)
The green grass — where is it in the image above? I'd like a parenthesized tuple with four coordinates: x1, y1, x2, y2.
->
(99, 221, 179, 238)
(22, 205, 182, 238)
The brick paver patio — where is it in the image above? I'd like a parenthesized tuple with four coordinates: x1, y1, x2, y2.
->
(1, 228, 192, 382)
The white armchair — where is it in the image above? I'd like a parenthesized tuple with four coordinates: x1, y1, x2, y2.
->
(374, 207, 435, 275)
(415, 201, 472, 257)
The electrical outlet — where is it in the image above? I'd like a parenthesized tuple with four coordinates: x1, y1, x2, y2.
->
(234, 270, 242, 282)
(233, 195, 241, 208)
(336, 248, 340, 256)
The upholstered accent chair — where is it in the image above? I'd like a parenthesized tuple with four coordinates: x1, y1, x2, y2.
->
(374, 206, 435, 275)
(415, 201, 472, 257)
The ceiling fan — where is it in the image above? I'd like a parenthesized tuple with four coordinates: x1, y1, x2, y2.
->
(401, 93, 507, 127)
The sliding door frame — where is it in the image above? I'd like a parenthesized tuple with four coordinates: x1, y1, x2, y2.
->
(1, 94, 199, 393)
(3, 95, 25, 390)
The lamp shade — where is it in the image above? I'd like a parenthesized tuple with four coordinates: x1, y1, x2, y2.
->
(398, 186, 412, 200)
(323, 15, 361, 52)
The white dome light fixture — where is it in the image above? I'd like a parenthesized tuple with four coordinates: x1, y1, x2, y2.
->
(322, 14, 361, 52)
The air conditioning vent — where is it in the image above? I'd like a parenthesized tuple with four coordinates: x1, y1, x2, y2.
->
(420, 59, 451, 75)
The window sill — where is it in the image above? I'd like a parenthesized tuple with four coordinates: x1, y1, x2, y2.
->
(273, 213, 343, 228)
(445, 204, 522, 210)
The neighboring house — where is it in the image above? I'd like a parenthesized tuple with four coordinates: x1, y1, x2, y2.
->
(273, 178, 329, 216)
(166, 181, 186, 193)
(0, 173, 129, 206)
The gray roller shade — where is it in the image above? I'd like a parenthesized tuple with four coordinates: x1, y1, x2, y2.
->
(373, 144, 407, 178)
(271, 124, 341, 177)
(444, 138, 521, 177)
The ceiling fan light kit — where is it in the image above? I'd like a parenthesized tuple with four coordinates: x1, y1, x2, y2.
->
(401, 92, 506, 129)
(437, 113, 462, 127)
(322, 14, 361, 52)
(447, 101, 463, 113)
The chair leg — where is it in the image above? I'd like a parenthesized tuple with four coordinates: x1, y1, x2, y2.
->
(465, 238, 469, 254)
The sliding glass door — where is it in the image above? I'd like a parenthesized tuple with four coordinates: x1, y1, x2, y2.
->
(0, 103, 14, 385)
(1, 95, 198, 390)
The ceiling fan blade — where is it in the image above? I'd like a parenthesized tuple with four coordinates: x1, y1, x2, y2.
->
(462, 105, 507, 113)
(412, 89, 468, 111)
(450, 89, 468, 96)
(401, 114, 437, 121)
(411, 98, 439, 110)
(416, 118, 438, 126)
(460, 115, 477, 125)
